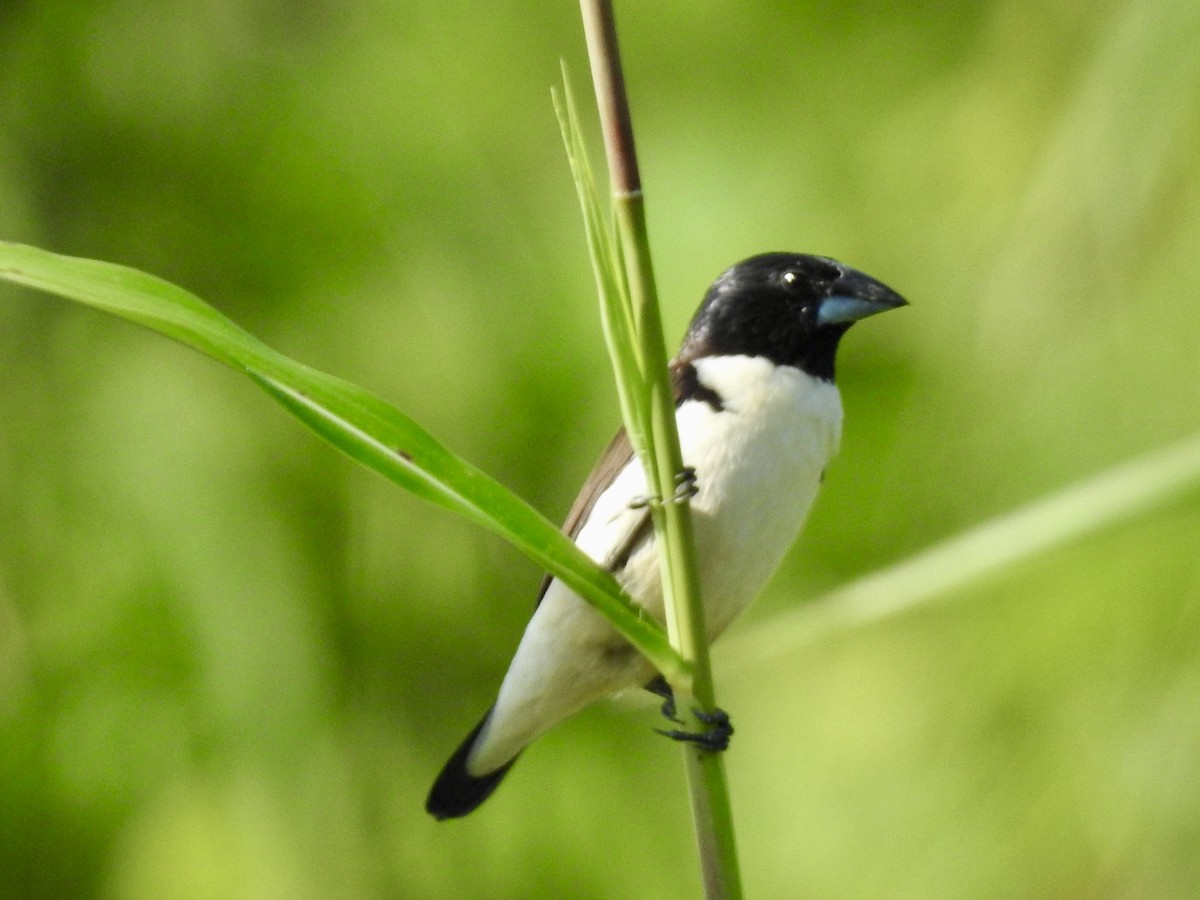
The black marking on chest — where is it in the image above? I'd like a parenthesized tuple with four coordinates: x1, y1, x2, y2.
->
(675, 361, 725, 412)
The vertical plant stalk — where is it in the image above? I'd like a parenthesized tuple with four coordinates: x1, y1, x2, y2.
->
(576, 2, 743, 897)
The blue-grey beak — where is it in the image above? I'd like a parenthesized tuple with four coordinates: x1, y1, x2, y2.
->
(816, 267, 908, 326)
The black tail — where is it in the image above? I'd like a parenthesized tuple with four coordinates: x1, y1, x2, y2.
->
(426, 707, 519, 820)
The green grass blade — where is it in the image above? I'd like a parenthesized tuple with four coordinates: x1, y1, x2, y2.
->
(553, 71, 655, 465)
(0, 239, 686, 681)
(568, 6, 737, 893)
(719, 430, 1200, 667)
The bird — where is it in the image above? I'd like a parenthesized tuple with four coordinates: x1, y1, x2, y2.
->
(426, 252, 906, 819)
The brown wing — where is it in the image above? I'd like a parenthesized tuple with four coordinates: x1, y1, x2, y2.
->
(534, 362, 703, 605)
(534, 426, 639, 605)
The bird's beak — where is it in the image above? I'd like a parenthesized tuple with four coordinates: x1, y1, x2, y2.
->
(816, 267, 908, 326)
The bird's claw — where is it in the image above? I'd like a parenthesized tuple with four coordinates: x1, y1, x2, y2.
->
(628, 467, 699, 511)
(673, 466, 699, 502)
(655, 708, 734, 753)
(645, 675, 683, 724)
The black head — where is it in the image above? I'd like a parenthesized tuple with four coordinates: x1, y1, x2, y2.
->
(678, 252, 907, 381)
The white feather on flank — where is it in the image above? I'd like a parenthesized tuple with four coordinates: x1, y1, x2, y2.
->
(466, 355, 843, 775)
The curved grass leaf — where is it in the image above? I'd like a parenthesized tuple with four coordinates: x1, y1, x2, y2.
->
(0, 239, 686, 683)
(719, 430, 1200, 668)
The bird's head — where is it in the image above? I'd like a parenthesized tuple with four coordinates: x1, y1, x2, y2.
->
(680, 253, 907, 380)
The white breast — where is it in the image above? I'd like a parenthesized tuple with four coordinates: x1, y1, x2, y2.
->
(467, 356, 842, 774)
(666, 355, 842, 634)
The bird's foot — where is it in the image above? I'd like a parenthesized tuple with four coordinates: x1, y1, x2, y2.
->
(673, 466, 699, 502)
(655, 708, 734, 753)
(628, 467, 699, 510)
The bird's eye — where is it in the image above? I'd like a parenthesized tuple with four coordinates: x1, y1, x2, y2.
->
(781, 270, 801, 291)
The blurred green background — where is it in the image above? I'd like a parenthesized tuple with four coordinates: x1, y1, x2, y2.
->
(2, 0, 1199, 897)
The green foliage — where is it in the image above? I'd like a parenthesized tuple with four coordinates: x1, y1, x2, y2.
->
(2, 1, 1199, 898)
(556, 39, 739, 893)
(0, 241, 680, 682)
